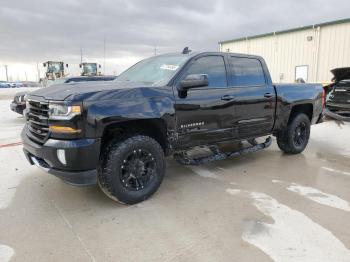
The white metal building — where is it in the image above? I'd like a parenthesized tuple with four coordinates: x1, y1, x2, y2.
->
(219, 18, 350, 84)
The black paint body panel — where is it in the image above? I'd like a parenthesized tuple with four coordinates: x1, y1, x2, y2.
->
(22, 52, 323, 183)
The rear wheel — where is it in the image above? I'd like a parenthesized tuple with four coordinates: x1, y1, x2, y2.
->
(276, 113, 310, 154)
(98, 135, 165, 204)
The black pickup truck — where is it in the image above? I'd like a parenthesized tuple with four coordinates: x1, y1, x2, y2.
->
(22, 50, 324, 204)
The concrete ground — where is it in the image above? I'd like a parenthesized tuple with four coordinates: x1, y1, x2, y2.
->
(1, 90, 350, 262)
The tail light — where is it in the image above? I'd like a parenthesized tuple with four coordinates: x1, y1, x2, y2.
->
(322, 89, 326, 109)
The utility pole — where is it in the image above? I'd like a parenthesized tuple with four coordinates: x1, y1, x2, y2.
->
(154, 45, 157, 56)
(80, 47, 83, 64)
(36, 62, 40, 82)
(103, 38, 106, 75)
(4, 65, 8, 82)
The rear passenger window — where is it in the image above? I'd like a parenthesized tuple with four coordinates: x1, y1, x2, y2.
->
(185, 56, 227, 88)
(229, 57, 266, 86)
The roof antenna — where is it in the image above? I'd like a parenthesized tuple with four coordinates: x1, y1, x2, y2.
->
(182, 47, 191, 54)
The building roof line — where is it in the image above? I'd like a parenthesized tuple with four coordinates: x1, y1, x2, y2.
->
(219, 17, 350, 44)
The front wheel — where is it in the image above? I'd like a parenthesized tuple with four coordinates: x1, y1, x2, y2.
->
(276, 113, 311, 154)
(98, 135, 166, 205)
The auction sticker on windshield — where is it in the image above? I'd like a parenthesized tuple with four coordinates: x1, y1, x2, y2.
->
(160, 64, 179, 71)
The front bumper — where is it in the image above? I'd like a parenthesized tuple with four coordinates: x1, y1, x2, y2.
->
(10, 101, 25, 115)
(325, 101, 350, 122)
(21, 127, 100, 186)
(324, 108, 350, 122)
(327, 101, 350, 111)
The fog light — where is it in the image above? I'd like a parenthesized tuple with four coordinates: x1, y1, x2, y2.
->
(57, 149, 67, 165)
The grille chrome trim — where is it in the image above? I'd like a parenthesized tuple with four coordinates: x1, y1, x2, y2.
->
(26, 99, 50, 144)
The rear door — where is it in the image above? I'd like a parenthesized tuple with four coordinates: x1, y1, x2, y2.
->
(227, 56, 276, 138)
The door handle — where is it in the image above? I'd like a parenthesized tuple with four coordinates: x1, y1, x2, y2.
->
(264, 93, 273, 98)
(221, 95, 235, 101)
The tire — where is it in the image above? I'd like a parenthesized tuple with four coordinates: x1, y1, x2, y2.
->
(276, 113, 311, 154)
(98, 135, 166, 205)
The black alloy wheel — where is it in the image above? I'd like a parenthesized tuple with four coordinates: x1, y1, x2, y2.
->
(293, 121, 307, 147)
(120, 149, 156, 191)
(98, 135, 165, 205)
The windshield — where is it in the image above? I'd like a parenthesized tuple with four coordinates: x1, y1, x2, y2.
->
(117, 55, 189, 86)
(83, 63, 97, 75)
(47, 62, 63, 73)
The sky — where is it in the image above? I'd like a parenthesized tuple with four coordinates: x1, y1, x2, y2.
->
(0, 0, 349, 81)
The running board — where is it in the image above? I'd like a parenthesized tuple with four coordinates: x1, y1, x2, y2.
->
(173, 137, 272, 166)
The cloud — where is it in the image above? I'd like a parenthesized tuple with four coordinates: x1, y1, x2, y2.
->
(0, 0, 349, 80)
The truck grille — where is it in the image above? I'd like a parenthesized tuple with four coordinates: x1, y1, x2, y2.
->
(26, 100, 50, 144)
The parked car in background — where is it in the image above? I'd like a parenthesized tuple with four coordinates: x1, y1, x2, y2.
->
(21, 81, 40, 87)
(0, 81, 11, 88)
(8, 82, 18, 88)
(10, 75, 117, 115)
(325, 67, 350, 121)
(48, 75, 117, 87)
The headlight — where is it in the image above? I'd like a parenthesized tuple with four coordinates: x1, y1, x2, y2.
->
(48, 103, 81, 120)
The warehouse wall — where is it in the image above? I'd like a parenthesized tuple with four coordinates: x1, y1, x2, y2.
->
(220, 21, 350, 83)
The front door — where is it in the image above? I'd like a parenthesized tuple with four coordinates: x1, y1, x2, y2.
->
(174, 55, 235, 149)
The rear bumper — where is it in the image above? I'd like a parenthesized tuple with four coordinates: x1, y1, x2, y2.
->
(21, 127, 100, 186)
(10, 102, 25, 115)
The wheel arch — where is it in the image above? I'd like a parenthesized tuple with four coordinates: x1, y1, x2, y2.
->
(100, 118, 169, 155)
(288, 103, 313, 123)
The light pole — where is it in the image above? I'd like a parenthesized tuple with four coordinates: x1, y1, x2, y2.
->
(103, 38, 106, 75)
(36, 62, 40, 82)
(4, 65, 8, 82)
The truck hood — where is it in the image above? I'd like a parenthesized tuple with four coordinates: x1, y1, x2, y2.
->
(331, 67, 350, 82)
(28, 80, 146, 101)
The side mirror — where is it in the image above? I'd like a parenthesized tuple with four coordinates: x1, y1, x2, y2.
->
(66, 64, 69, 68)
(79, 64, 82, 68)
(43, 63, 46, 67)
(179, 74, 209, 90)
(99, 64, 102, 68)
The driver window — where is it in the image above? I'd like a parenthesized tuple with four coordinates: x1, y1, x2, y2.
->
(185, 56, 227, 88)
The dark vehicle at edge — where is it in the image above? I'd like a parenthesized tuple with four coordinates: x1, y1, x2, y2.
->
(10, 75, 117, 115)
(21, 50, 324, 204)
(325, 67, 350, 121)
(10, 91, 28, 115)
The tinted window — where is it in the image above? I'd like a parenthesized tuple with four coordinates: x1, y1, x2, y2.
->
(230, 57, 265, 86)
(185, 56, 227, 88)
